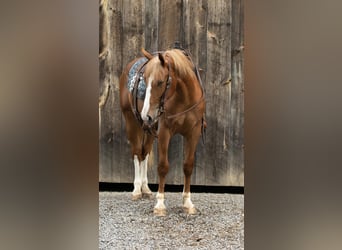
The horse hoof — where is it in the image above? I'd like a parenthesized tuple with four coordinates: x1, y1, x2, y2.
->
(183, 207, 197, 215)
(153, 208, 167, 216)
(132, 193, 142, 200)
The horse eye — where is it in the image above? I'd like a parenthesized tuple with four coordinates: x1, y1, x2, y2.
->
(157, 80, 163, 87)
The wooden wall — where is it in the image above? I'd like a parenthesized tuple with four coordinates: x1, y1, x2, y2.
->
(99, 0, 244, 186)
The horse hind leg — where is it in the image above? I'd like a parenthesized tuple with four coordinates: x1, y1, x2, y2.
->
(182, 157, 196, 215)
(132, 155, 143, 200)
(183, 192, 196, 215)
(132, 153, 153, 200)
(140, 134, 154, 198)
(141, 153, 152, 199)
(123, 109, 153, 200)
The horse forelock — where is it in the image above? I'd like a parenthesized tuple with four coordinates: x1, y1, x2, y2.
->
(145, 56, 167, 80)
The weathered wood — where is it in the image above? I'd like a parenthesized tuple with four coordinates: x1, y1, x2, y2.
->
(203, 0, 232, 185)
(144, 0, 159, 51)
(99, 0, 244, 186)
(230, 0, 244, 185)
(99, 0, 109, 59)
(99, 0, 116, 182)
(180, 0, 209, 185)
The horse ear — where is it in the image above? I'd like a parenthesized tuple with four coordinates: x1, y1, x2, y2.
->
(158, 53, 165, 66)
(141, 48, 153, 60)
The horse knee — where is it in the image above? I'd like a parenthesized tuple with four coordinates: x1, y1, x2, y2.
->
(183, 165, 193, 176)
(158, 160, 169, 177)
(183, 159, 194, 176)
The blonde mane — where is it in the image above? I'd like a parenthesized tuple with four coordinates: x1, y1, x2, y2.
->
(164, 49, 195, 79)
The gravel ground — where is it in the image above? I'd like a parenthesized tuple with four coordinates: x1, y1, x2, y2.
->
(99, 192, 244, 249)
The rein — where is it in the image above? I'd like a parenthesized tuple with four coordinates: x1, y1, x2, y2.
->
(166, 96, 205, 119)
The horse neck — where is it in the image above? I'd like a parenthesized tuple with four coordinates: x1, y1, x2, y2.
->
(174, 75, 202, 104)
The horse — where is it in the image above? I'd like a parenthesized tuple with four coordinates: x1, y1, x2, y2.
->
(119, 48, 206, 216)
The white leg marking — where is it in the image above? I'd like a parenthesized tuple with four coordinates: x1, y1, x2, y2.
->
(182, 192, 194, 209)
(154, 192, 166, 216)
(183, 192, 196, 214)
(154, 192, 166, 209)
(132, 155, 142, 199)
(140, 154, 152, 195)
(141, 77, 153, 121)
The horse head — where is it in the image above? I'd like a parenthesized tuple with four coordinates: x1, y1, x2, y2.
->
(140, 49, 172, 125)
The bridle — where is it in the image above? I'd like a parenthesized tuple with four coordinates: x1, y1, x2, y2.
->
(132, 60, 172, 137)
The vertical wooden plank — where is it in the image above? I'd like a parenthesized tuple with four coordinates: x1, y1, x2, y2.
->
(230, 0, 244, 186)
(110, 0, 124, 183)
(118, 0, 145, 183)
(158, 0, 184, 49)
(99, 0, 124, 183)
(99, 0, 108, 57)
(109, 0, 123, 182)
(144, 0, 159, 52)
(121, 0, 145, 65)
(195, 0, 209, 185)
(182, 0, 190, 49)
(205, 0, 232, 185)
(99, 0, 109, 182)
(182, 0, 208, 185)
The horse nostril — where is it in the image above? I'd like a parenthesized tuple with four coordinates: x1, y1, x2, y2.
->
(147, 115, 152, 122)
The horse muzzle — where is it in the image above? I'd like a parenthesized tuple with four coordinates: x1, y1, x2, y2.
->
(145, 115, 153, 123)
(142, 117, 158, 137)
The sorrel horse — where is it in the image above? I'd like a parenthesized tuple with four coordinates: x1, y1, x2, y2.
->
(119, 48, 205, 216)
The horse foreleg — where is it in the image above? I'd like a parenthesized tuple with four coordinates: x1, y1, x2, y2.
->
(154, 130, 170, 216)
(154, 160, 169, 216)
